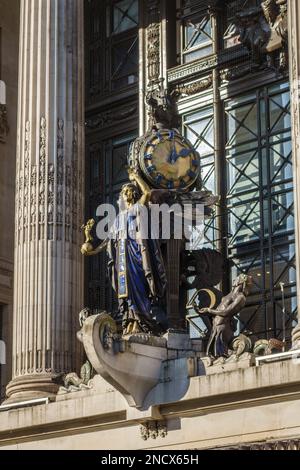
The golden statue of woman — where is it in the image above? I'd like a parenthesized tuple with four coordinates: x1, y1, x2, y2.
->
(81, 169, 167, 335)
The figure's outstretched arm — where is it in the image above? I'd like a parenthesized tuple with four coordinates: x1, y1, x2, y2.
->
(199, 293, 244, 317)
(129, 169, 151, 206)
(81, 238, 109, 256)
(198, 307, 222, 317)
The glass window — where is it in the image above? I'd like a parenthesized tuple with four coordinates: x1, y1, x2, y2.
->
(183, 107, 215, 192)
(86, 0, 139, 100)
(109, 0, 139, 92)
(225, 82, 296, 340)
(112, 0, 138, 35)
(111, 36, 138, 89)
(182, 15, 213, 64)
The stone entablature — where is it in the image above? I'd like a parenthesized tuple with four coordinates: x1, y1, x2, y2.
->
(1, 359, 300, 449)
(219, 439, 300, 451)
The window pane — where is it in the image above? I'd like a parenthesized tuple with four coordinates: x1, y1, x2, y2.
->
(226, 103, 258, 146)
(182, 15, 213, 64)
(113, 0, 138, 34)
(227, 150, 260, 195)
(269, 92, 291, 133)
(112, 37, 138, 89)
(183, 45, 213, 63)
(183, 107, 215, 193)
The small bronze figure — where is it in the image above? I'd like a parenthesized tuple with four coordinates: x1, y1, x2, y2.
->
(196, 275, 253, 358)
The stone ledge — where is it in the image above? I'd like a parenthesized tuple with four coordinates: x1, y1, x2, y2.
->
(0, 359, 299, 446)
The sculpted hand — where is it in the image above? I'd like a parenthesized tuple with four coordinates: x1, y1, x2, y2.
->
(128, 168, 139, 182)
(199, 308, 211, 314)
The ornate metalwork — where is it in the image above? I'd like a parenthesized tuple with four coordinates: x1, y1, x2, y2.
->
(84, 1, 295, 343)
(221, 64, 252, 82)
(225, 83, 296, 340)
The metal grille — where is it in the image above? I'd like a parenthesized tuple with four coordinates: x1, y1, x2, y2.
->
(85, 0, 139, 103)
(225, 82, 296, 341)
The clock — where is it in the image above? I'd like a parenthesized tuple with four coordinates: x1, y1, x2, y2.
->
(139, 129, 200, 190)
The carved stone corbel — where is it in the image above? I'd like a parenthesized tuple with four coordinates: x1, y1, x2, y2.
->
(140, 421, 168, 441)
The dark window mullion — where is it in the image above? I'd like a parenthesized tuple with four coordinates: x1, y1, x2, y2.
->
(265, 86, 277, 338)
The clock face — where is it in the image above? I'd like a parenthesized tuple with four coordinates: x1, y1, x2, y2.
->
(140, 130, 200, 190)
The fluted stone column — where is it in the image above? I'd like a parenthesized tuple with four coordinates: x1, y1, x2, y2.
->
(6, 0, 84, 403)
(288, 0, 300, 348)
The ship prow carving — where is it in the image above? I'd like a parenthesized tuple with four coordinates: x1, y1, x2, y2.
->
(79, 312, 168, 408)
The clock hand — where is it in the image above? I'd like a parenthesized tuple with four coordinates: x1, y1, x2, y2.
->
(167, 136, 177, 164)
(168, 148, 177, 164)
(178, 148, 194, 158)
(169, 147, 193, 163)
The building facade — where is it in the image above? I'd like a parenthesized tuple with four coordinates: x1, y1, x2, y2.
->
(0, 0, 300, 450)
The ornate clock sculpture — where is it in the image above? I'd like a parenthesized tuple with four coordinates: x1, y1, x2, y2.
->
(126, 87, 219, 331)
(128, 88, 201, 193)
(76, 87, 255, 408)
(81, 87, 219, 334)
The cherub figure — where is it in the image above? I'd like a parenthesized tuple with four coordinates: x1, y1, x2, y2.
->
(80, 219, 95, 255)
(81, 218, 95, 243)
